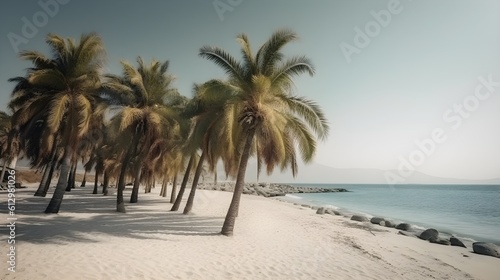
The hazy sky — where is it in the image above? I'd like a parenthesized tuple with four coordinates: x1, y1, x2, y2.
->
(1, 0, 500, 181)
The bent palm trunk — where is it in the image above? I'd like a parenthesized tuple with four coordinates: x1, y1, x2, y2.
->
(171, 154, 194, 211)
(70, 164, 77, 189)
(45, 147, 72, 213)
(35, 137, 58, 196)
(34, 164, 50, 196)
(183, 151, 206, 214)
(160, 177, 168, 197)
(41, 160, 57, 197)
(221, 127, 256, 236)
(170, 175, 178, 203)
(130, 167, 142, 203)
(65, 163, 76, 191)
(80, 170, 87, 187)
(0, 158, 7, 187)
(116, 161, 129, 213)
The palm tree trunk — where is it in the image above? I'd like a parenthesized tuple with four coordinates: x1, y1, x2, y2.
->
(116, 160, 129, 213)
(0, 158, 8, 187)
(183, 151, 206, 214)
(102, 171, 109, 195)
(170, 175, 178, 203)
(160, 177, 168, 197)
(171, 154, 195, 211)
(45, 147, 72, 213)
(41, 159, 57, 197)
(34, 164, 50, 196)
(221, 127, 256, 236)
(8, 155, 18, 169)
(35, 134, 58, 196)
(65, 163, 76, 191)
(145, 177, 154, 193)
(117, 132, 140, 212)
(130, 166, 142, 203)
(80, 170, 87, 187)
(92, 168, 100, 194)
(70, 164, 77, 189)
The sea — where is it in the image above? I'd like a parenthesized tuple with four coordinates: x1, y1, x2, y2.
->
(284, 184, 500, 245)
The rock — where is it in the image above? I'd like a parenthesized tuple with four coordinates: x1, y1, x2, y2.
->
(429, 237, 451, 245)
(268, 192, 285, 197)
(370, 217, 385, 225)
(384, 221, 395, 228)
(472, 242, 500, 258)
(398, 231, 415, 237)
(395, 223, 412, 231)
(350, 215, 369, 222)
(255, 188, 269, 197)
(333, 210, 341, 216)
(316, 207, 325, 214)
(325, 209, 334, 215)
(301, 204, 311, 208)
(450, 237, 467, 248)
(311, 206, 319, 210)
(419, 229, 439, 241)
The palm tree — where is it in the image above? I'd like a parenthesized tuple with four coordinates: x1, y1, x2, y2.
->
(104, 57, 182, 212)
(8, 77, 57, 196)
(182, 82, 235, 214)
(200, 29, 329, 236)
(9, 33, 106, 213)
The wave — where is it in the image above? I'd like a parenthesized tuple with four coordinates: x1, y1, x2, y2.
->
(285, 194, 303, 200)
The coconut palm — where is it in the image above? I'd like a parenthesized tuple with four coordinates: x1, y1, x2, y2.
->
(182, 82, 235, 214)
(9, 33, 106, 213)
(8, 76, 58, 195)
(200, 29, 329, 236)
(104, 57, 181, 212)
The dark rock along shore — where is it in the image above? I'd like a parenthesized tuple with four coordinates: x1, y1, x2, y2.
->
(196, 182, 348, 197)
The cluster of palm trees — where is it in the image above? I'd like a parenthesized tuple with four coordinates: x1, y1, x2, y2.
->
(0, 29, 328, 236)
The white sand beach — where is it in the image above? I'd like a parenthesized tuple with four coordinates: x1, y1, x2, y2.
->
(1, 185, 499, 280)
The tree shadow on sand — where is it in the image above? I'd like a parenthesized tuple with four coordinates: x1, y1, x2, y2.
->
(0, 188, 225, 244)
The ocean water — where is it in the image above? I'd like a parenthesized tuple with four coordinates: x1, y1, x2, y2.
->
(286, 184, 500, 244)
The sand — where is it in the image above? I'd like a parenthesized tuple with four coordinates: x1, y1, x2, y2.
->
(1, 184, 499, 280)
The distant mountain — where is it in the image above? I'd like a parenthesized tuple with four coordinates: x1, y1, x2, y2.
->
(237, 161, 500, 185)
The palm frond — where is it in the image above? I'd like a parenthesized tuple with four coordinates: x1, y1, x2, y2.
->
(47, 93, 69, 133)
(199, 46, 246, 84)
(256, 29, 298, 75)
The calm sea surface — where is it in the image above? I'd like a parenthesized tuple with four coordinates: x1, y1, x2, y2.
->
(287, 184, 500, 244)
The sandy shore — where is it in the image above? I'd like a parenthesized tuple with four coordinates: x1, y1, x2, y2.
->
(1, 184, 499, 280)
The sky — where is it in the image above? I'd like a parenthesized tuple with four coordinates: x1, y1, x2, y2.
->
(1, 0, 500, 182)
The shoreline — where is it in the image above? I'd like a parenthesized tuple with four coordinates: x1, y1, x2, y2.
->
(282, 183, 500, 246)
(1, 183, 499, 279)
(277, 193, 500, 247)
(198, 182, 500, 246)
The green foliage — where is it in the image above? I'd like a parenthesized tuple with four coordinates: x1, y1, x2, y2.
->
(200, 29, 329, 178)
